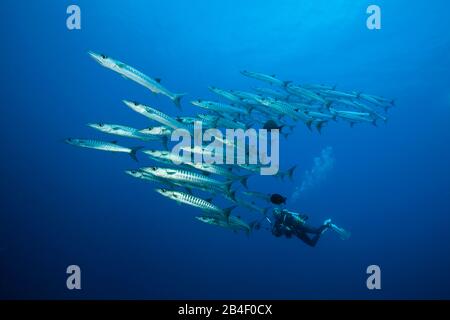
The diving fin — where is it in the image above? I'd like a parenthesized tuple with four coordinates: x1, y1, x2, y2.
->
(329, 223, 351, 240)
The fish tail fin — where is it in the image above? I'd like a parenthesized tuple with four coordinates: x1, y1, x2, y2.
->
(161, 136, 169, 150)
(372, 119, 378, 127)
(129, 146, 144, 162)
(245, 122, 254, 130)
(229, 190, 237, 202)
(246, 220, 261, 236)
(277, 165, 297, 181)
(173, 93, 187, 109)
(286, 165, 297, 181)
(224, 181, 234, 194)
(305, 120, 313, 131)
(325, 101, 332, 109)
(223, 206, 236, 221)
(239, 175, 251, 189)
(316, 121, 326, 134)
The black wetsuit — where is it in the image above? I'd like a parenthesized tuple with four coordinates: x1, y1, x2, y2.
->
(272, 210, 328, 247)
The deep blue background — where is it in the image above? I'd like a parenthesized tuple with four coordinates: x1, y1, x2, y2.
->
(1, 0, 449, 299)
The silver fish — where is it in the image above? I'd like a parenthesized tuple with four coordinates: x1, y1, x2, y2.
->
(88, 123, 156, 141)
(88, 51, 186, 108)
(156, 189, 235, 218)
(65, 138, 142, 161)
(191, 100, 249, 115)
(144, 167, 233, 194)
(240, 70, 291, 87)
(208, 86, 242, 103)
(195, 215, 252, 234)
(123, 100, 188, 131)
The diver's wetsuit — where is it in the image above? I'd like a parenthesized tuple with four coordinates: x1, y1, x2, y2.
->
(272, 209, 328, 247)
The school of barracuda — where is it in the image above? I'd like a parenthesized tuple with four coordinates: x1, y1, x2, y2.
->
(65, 52, 394, 235)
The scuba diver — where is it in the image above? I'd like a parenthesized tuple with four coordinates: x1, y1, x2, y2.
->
(270, 208, 350, 247)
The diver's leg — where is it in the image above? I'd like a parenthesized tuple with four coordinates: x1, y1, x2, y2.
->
(272, 226, 282, 237)
(296, 224, 329, 247)
(296, 232, 318, 247)
(302, 224, 328, 235)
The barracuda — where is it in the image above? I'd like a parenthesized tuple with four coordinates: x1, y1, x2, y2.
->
(185, 162, 250, 188)
(139, 126, 172, 137)
(302, 83, 337, 91)
(143, 150, 187, 165)
(233, 196, 269, 215)
(123, 100, 188, 131)
(253, 87, 290, 100)
(330, 108, 376, 126)
(191, 100, 249, 115)
(241, 190, 272, 202)
(65, 138, 143, 161)
(197, 114, 248, 130)
(88, 51, 186, 108)
(156, 189, 235, 218)
(255, 96, 300, 121)
(195, 215, 252, 234)
(208, 86, 242, 103)
(351, 101, 387, 122)
(125, 169, 173, 185)
(87, 123, 156, 141)
(229, 90, 263, 101)
(143, 167, 233, 193)
(319, 89, 359, 100)
(240, 70, 291, 87)
(287, 84, 329, 105)
(304, 111, 336, 121)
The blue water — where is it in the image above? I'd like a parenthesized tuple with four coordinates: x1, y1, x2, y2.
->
(1, 0, 450, 299)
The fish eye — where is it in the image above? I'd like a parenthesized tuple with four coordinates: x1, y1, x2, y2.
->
(99, 123, 104, 127)
(133, 101, 138, 106)
(101, 54, 107, 59)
